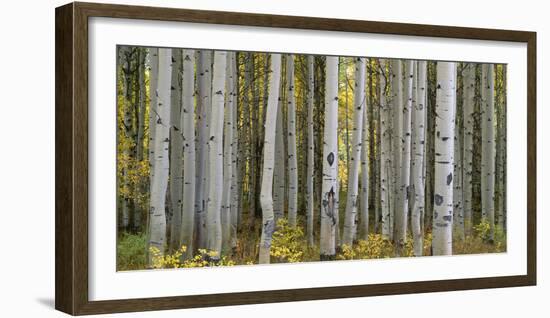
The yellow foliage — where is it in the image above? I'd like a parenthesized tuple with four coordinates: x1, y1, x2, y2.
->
(270, 218, 306, 263)
(150, 246, 235, 269)
(336, 234, 394, 260)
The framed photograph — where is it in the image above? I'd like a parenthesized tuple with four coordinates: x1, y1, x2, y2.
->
(55, 1, 536, 315)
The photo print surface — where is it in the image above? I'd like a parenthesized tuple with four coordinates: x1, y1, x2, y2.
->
(116, 46, 507, 271)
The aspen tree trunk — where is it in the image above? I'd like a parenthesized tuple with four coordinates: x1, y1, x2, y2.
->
(259, 54, 282, 264)
(229, 53, 239, 250)
(453, 68, 464, 241)
(195, 50, 212, 250)
(379, 59, 392, 240)
(286, 54, 298, 227)
(462, 63, 475, 236)
(495, 66, 507, 230)
(320, 56, 339, 260)
(147, 48, 172, 265)
(222, 52, 235, 254)
(168, 49, 183, 252)
(306, 55, 315, 245)
(395, 60, 414, 253)
(273, 77, 286, 222)
(133, 49, 147, 231)
(372, 60, 381, 234)
(206, 51, 227, 260)
(432, 61, 456, 256)
(481, 64, 496, 242)
(343, 57, 366, 246)
(390, 60, 403, 241)
(411, 61, 427, 256)
(180, 49, 196, 259)
(148, 48, 159, 174)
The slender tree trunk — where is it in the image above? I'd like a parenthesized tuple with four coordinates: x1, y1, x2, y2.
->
(168, 49, 183, 252)
(147, 48, 172, 265)
(206, 51, 227, 260)
(390, 60, 403, 241)
(259, 54, 282, 264)
(481, 64, 496, 242)
(273, 76, 286, 222)
(222, 52, 235, 254)
(286, 55, 298, 227)
(194, 50, 212, 250)
(119, 47, 131, 230)
(462, 63, 475, 236)
(395, 60, 414, 254)
(453, 65, 464, 241)
(306, 55, 315, 245)
(379, 59, 392, 240)
(411, 61, 427, 256)
(432, 61, 456, 256)
(320, 56, 339, 260)
(180, 49, 196, 259)
(229, 53, 239, 251)
(343, 57, 366, 246)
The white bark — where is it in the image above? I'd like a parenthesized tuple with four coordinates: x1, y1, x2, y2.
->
(379, 59, 392, 240)
(273, 82, 286, 222)
(395, 60, 414, 253)
(181, 49, 196, 259)
(432, 61, 456, 256)
(359, 60, 370, 241)
(259, 54, 282, 264)
(229, 53, 239, 250)
(320, 56, 339, 259)
(206, 51, 227, 260)
(286, 55, 298, 228)
(169, 49, 183, 252)
(481, 64, 496, 241)
(195, 50, 212, 250)
(411, 61, 427, 256)
(148, 48, 159, 176)
(462, 63, 475, 236)
(390, 60, 403, 241)
(306, 55, 315, 246)
(343, 57, 366, 246)
(147, 48, 172, 264)
(222, 52, 235, 254)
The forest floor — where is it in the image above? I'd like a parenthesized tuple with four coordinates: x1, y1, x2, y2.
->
(117, 208, 506, 271)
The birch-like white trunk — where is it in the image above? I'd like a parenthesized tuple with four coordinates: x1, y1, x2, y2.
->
(379, 59, 392, 240)
(148, 48, 159, 176)
(395, 60, 414, 253)
(206, 51, 227, 260)
(432, 61, 456, 256)
(359, 61, 370, 241)
(411, 61, 427, 256)
(259, 53, 282, 264)
(273, 72, 286, 222)
(180, 49, 196, 259)
(169, 49, 183, 252)
(453, 71, 464, 241)
(462, 63, 475, 236)
(286, 55, 298, 228)
(194, 50, 212, 250)
(390, 59, 403, 241)
(306, 55, 315, 246)
(481, 64, 496, 241)
(229, 53, 239, 250)
(320, 56, 339, 260)
(147, 48, 172, 265)
(222, 52, 235, 254)
(343, 57, 366, 246)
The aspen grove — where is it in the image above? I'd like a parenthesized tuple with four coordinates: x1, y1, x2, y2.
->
(116, 46, 507, 270)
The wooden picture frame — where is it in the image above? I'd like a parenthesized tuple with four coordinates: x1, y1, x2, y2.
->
(55, 1, 537, 315)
